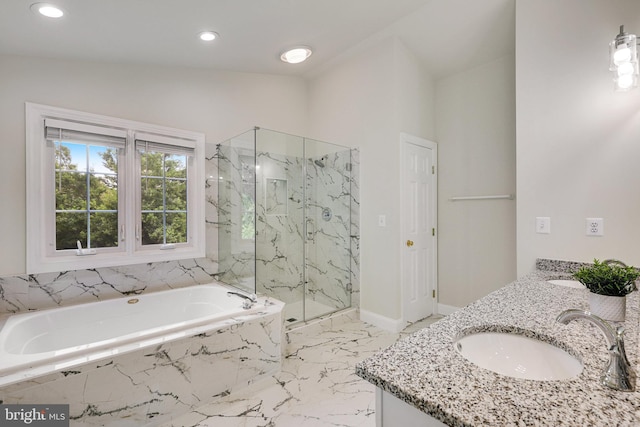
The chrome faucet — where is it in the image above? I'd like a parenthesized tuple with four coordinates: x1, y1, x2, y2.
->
(603, 259, 628, 267)
(556, 309, 636, 392)
(227, 291, 258, 310)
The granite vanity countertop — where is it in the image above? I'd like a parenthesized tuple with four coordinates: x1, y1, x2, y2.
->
(356, 270, 640, 426)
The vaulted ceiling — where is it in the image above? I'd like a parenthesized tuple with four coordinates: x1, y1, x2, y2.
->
(0, 0, 515, 78)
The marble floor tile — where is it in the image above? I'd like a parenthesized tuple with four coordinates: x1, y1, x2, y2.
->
(162, 314, 443, 427)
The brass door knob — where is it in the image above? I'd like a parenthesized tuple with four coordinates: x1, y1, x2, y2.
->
(406, 240, 414, 247)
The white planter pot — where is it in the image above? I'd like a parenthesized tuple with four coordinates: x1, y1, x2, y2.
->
(589, 293, 626, 322)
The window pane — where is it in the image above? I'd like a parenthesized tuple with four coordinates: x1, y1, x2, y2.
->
(141, 212, 164, 245)
(56, 171, 87, 210)
(89, 146, 118, 174)
(141, 152, 164, 177)
(165, 154, 187, 178)
(55, 141, 120, 252)
(140, 151, 189, 246)
(90, 212, 118, 248)
(141, 177, 163, 211)
(56, 142, 86, 171)
(166, 180, 187, 210)
(166, 213, 187, 244)
(89, 173, 118, 210)
(56, 212, 87, 250)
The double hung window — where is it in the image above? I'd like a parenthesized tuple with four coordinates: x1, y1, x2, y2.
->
(26, 103, 205, 273)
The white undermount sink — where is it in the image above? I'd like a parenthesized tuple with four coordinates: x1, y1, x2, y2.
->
(454, 331, 583, 381)
(547, 279, 585, 289)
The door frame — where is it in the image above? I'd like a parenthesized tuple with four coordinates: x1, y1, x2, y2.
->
(399, 133, 438, 324)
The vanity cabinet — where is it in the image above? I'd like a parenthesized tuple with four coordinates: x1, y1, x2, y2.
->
(376, 388, 447, 426)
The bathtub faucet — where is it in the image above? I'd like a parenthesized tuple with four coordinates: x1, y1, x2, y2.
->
(556, 309, 636, 392)
(227, 291, 258, 310)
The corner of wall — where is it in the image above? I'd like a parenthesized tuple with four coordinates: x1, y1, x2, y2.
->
(359, 308, 405, 333)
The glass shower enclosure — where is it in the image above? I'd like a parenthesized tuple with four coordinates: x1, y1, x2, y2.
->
(217, 128, 353, 324)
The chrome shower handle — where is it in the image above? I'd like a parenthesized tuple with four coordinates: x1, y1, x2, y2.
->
(306, 218, 315, 241)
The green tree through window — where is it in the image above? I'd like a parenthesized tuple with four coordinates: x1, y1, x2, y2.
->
(54, 142, 118, 250)
(140, 150, 188, 245)
(27, 104, 205, 274)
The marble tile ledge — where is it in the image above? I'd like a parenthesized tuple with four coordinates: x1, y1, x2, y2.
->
(356, 266, 640, 426)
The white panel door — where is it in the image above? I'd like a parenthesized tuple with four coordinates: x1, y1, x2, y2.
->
(401, 134, 437, 323)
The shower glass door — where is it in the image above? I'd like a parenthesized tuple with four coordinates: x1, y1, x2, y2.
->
(217, 129, 256, 294)
(255, 129, 305, 322)
(220, 128, 352, 325)
(303, 138, 352, 320)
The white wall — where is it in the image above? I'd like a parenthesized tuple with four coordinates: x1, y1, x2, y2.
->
(516, 0, 640, 274)
(436, 54, 516, 308)
(307, 37, 435, 323)
(0, 54, 307, 276)
(396, 41, 436, 138)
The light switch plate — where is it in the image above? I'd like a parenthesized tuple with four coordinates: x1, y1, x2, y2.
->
(378, 215, 386, 227)
(536, 217, 551, 234)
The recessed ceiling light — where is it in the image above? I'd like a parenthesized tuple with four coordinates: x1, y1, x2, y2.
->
(30, 3, 64, 18)
(199, 31, 219, 42)
(280, 47, 312, 64)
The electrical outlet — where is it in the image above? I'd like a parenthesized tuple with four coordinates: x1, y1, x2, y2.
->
(536, 217, 551, 234)
(586, 218, 604, 236)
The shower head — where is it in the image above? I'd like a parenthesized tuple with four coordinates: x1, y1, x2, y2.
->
(314, 156, 326, 168)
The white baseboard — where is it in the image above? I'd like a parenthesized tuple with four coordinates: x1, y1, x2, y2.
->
(359, 309, 405, 333)
(360, 305, 461, 332)
(437, 303, 460, 316)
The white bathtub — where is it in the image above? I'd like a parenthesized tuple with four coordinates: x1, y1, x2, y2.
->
(0, 283, 267, 385)
(1, 282, 283, 425)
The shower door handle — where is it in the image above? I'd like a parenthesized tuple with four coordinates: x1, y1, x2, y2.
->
(306, 219, 315, 241)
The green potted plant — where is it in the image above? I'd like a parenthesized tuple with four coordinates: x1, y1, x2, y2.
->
(573, 259, 639, 322)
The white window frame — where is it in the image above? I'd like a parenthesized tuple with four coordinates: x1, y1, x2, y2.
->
(134, 135, 196, 252)
(26, 103, 205, 274)
(44, 117, 128, 259)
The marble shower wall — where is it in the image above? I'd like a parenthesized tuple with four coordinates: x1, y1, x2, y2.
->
(255, 147, 360, 314)
(255, 152, 305, 305)
(212, 133, 361, 315)
(350, 148, 361, 309)
(305, 149, 353, 312)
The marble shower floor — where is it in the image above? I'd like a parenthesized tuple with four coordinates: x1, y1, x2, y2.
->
(161, 315, 443, 427)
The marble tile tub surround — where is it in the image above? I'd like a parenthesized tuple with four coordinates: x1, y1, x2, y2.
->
(1, 296, 284, 426)
(0, 257, 218, 315)
(357, 266, 640, 426)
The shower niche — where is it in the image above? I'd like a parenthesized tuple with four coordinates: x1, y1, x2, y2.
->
(217, 128, 357, 324)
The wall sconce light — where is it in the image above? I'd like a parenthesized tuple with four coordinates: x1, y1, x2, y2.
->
(609, 25, 639, 91)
